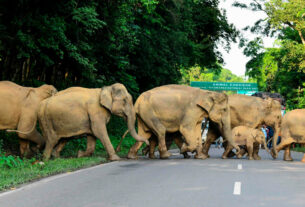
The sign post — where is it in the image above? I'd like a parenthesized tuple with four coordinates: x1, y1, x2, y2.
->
(190, 81, 258, 95)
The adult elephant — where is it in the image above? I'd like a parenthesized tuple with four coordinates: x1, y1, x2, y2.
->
(38, 83, 148, 161)
(272, 109, 305, 162)
(0, 81, 57, 157)
(126, 85, 239, 159)
(202, 94, 282, 159)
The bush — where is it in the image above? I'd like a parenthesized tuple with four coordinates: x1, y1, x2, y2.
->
(0, 155, 24, 169)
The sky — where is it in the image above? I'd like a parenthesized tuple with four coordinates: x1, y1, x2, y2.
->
(218, 0, 276, 76)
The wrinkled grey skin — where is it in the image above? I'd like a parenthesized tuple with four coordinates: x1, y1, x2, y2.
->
(38, 83, 148, 161)
(127, 85, 239, 159)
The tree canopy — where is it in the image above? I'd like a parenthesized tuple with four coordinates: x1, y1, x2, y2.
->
(235, 0, 305, 109)
(0, 0, 238, 97)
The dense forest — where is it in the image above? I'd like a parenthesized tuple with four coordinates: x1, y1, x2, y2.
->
(0, 0, 238, 97)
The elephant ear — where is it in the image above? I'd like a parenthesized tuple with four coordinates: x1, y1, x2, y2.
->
(100, 86, 112, 112)
(196, 91, 214, 113)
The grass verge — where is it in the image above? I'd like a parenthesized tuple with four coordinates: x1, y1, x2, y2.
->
(0, 156, 106, 192)
(291, 147, 305, 153)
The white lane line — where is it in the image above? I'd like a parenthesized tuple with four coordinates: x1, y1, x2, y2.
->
(237, 164, 242, 170)
(233, 182, 241, 195)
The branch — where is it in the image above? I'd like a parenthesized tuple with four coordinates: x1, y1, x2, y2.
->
(284, 21, 305, 45)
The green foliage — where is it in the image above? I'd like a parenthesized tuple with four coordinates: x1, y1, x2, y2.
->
(0, 0, 238, 94)
(0, 157, 105, 191)
(180, 65, 248, 85)
(0, 155, 24, 169)
(239, 0, 305, 109)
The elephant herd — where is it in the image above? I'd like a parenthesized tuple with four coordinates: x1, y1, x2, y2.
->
(0, 81, 305, 162)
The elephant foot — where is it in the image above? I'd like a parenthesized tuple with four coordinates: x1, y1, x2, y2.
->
(182, 152, 191, 159)
(127, 151, 138, 159)
(195, 153, 208, 160)
(236, 154, 243, 159)
(109, 154, 121, 161)
(284, 156, 293, 161)
(253, 155, 261, 160)
(271, 150, 278, 159)
(160, 151, 171, 159)
(248, 157, 254, 160)
(149, 154, 156, 159)
(222, 155, 228, 159)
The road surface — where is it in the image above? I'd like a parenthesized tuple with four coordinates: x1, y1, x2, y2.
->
(1, 147, 305, 207)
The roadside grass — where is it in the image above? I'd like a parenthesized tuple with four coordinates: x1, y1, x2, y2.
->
(291, 146, 305, 153)
(0, 117, 150, 191)
(0, 156, 106, 192)
(0, 132, 146, 192)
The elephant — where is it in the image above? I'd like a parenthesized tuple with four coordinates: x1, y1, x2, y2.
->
(272, 109, 305, 162)
(38, 83, 148, 161)
(202, 94, 282, 159)
(0, 81, 57, 157)
(126, 84, 239, 159)
(222, 126, 269, 160)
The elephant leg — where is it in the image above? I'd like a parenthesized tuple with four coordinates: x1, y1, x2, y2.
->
(273, 137, 294, 159)
(43, 137, 59, 161)
(91, 120, 120, 161)
(222, 144, 234, 159)
(52, 139, 67, 158)
(157, 131, 171, 159)
(128, 119, 152, 159)
(253, 142, 261, 160)
(173, 135, 190, 159)
(283, 144, 293, 161)
(148, 136, 157, 159)
(247, 142, 254, 160)
(19, 139, 31, 158)
(146, 120, 169, 159)
(202, 126, 219, 158)
(78, 135, 96, 157)
(180, 123, 204, 159)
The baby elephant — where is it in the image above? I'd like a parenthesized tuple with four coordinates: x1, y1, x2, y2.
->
(223, 126, 269, 160)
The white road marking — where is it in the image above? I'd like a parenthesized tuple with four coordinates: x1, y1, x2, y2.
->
(233, 182, 241, 195)
(237, 164, 242, 170)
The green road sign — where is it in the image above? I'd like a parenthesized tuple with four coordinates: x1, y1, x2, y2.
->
(190, 81, 258, 91)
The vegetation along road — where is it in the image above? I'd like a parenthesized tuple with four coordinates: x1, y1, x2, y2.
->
(1, 148, 305, 207)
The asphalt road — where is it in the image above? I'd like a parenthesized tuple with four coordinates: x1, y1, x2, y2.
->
(1, 147, 305, 207)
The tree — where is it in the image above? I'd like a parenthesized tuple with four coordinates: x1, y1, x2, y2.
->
(180, 65, 247, 85)
(235, 0, 305, 109)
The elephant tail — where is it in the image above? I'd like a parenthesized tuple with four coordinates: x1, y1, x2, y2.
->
(115, 130, 129, 152)
(6, 123, 36, 135)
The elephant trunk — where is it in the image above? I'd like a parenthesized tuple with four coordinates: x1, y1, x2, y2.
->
(222, 114, 240, 154)
(263, 138, 270, 154)
(272, 124, 280, 156)
(126, 110, 149, 145)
